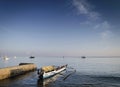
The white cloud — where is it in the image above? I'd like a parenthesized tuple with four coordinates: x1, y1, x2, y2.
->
(101, 30, 112, 40)
(94, 21, 110, 30)
(73, 0, 100, 20)
(93, 21, 113, 40)
(73, 0, 89, 14)
(72, 0, 113, 41)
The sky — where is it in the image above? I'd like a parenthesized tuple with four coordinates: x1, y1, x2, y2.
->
(0, 0, 120, 57)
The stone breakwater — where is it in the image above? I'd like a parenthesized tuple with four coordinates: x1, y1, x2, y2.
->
(0, 63, 37, 80)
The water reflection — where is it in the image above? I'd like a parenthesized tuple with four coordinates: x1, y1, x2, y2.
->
(37, 74, 60, 87)
(0, 57, 120, 87)
(0, 71, 36, 87)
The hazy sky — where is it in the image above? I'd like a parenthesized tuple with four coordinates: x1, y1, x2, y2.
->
(0, 0, 120, 56)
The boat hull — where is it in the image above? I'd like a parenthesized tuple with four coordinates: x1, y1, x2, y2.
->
(43, 66, 66, 79)
(38, 65, 67, 79)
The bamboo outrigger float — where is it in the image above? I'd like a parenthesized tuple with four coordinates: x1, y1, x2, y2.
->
(37, 64, 67, 80)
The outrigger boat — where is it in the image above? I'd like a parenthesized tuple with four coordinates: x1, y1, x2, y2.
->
(37, 64, 67, 80)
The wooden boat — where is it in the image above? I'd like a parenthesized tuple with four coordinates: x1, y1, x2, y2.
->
(37, 64, 67, 80)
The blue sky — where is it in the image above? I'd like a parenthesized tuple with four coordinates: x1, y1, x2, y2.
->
(0, 0, 120, 56)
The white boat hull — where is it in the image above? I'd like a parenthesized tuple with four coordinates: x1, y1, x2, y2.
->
(38, 65, 67, 79)
(43, 66, 66, 79)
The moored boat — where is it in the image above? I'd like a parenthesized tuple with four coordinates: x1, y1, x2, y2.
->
(3, 56, 9, 60)
(37, 64, 67, 80)
(29, 56, 35, 58)
(81, 56, 86, 58)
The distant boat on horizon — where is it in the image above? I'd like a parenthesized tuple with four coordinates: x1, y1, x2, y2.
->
(81, 56, 86, 59)
(29, 56, 35, 58)
(3, 56, 9, 60)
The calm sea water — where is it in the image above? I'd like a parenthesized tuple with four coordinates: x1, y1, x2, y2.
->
(0, 57, 120, 87)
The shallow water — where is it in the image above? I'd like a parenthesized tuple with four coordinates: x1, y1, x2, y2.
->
(0, 57, 120, 87)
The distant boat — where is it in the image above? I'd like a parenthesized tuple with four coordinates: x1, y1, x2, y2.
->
(81, 56, 86, 58)
(3, 56, 9, 60)
(29, 56, 35, 58)
(14, 56, 17, 58)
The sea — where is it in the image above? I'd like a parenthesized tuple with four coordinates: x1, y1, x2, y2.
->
(0, 56, 120, 87)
